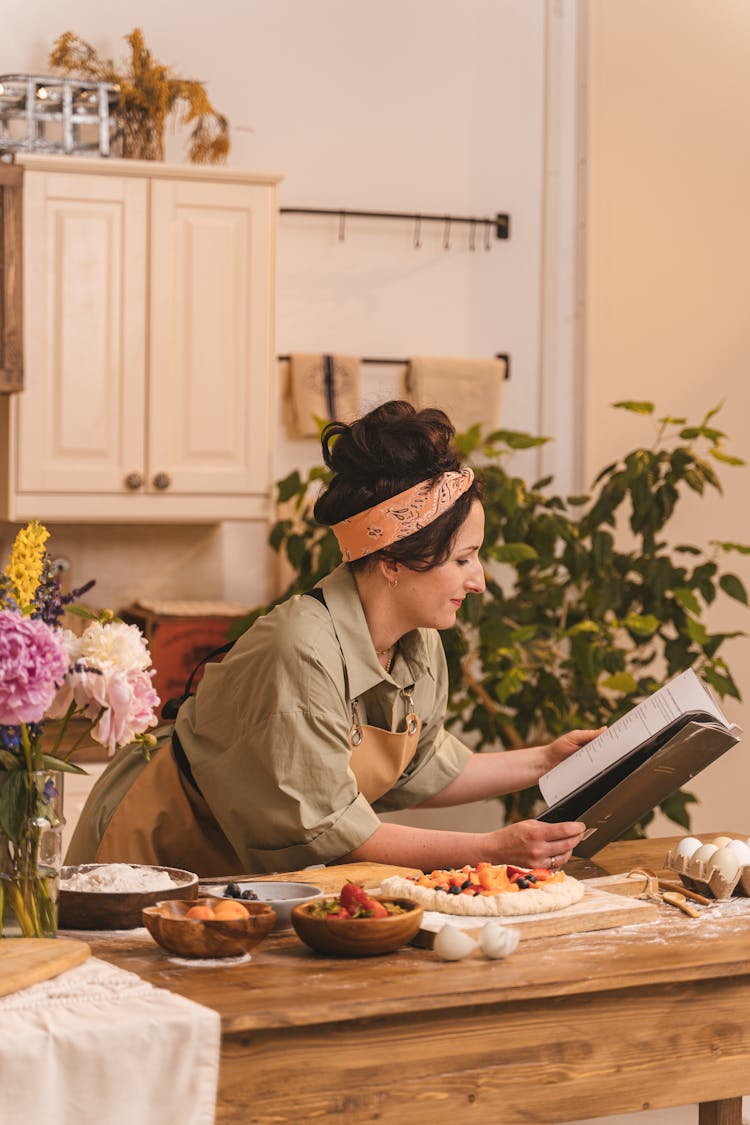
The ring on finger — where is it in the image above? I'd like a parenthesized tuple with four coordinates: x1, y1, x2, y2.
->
(549, 855, 557, 870)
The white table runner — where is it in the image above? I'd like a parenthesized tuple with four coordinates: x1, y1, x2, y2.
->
(0, 956, 220, 1125)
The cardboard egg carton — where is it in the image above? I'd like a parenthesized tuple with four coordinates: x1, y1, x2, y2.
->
(664, 848, 750, 900)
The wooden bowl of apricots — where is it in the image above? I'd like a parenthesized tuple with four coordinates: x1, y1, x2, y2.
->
(142, 896, 276, 958)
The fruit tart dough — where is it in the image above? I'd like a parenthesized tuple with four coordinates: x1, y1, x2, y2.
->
(380, 862, 585, 916)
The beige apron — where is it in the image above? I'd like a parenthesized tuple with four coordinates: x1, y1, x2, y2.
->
(348, 689, 422, 802)
(95, 691, 421, 877)
(95, 739, 243, 878)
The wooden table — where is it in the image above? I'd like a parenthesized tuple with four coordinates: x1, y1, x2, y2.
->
(84, 836, 750, 1125)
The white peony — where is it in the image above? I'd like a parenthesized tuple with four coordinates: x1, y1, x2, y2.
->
(69, 620, 153, 673)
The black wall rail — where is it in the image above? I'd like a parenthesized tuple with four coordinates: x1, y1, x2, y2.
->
(277, 353, 511, 379)
(279, 206, 510, 247)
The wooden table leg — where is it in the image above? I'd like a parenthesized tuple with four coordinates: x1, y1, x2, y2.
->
(699, 1097, 744, 1125)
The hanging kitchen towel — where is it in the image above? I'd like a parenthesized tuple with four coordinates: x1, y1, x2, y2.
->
(406, 355, 506, 434)
(288, 353, 361, 437)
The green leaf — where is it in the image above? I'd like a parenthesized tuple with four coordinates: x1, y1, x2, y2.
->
(565, 620, 600, 636)
(0, 770, 27, 839)
(613, 401, 654, 415)
(709, 449, 745, 467)
(702, 666, 741, 700)
(672, 587, 701, 614)
(41, 754, 88, 775)
(685, 617, 709, 645)
(658, 788, 697, 831)
(490, 543, 539, 564)
(711, 541, 750, 555)
(65, 604, 100, 621)
(0, 750, 22, 770)
(601, 671, 638, 694)
(268, 519, 292, 551)
(621, 613, 660, 637)
(486, 430, 550, 450)
(719, 574, 748, 605)
(277, 471, 303, 503)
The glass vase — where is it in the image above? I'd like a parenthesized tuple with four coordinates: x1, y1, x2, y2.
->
(0, 770, 65, 938)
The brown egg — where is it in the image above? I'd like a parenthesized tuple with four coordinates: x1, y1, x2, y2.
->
(212, 899, 250, 920)
(185, 905, 215, 921)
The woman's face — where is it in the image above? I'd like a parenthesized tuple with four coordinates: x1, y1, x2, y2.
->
(397, 500, 486, 630)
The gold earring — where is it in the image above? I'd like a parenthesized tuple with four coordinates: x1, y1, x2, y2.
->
(388, 577, 398, 589)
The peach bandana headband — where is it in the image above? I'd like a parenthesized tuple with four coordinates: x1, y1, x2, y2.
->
(331, 467, 475, 562)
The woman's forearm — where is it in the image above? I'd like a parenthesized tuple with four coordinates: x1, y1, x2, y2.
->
(414, 746, 549, 809)
(337, 821, 493, 870)
(336, 817, 587, 871)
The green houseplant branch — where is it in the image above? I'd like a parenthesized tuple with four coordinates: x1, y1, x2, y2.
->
(230, 401, 749, 838)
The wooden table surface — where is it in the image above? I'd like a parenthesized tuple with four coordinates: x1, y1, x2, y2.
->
(83, 835, 750, 1125)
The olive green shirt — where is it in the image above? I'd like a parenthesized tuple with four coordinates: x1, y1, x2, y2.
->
(66, 564, 472, 873)
(174, 564, 472, 872)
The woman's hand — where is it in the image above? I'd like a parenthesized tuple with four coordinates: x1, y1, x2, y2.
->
(485, 819, 587, 870)
(541, 727, 605, 774)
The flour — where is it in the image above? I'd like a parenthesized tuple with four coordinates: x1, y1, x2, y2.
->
(61, 864, 181, 894)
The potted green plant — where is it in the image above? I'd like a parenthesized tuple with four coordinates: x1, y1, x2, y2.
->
(231, 401, 749, 837)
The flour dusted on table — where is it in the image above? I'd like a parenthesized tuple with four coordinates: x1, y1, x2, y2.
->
(61, 864, 180, 894)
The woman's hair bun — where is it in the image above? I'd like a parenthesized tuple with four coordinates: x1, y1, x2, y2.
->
(319, 400, 459, 487)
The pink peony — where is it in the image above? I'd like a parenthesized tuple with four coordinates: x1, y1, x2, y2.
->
(0, 609, 69, 725)
(57, 663, 160, 755)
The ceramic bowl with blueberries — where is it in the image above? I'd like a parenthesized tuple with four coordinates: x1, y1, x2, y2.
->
(198, 879, 325, 931)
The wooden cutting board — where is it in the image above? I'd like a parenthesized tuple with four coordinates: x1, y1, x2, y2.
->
(0, 938, 91, 998)
(213, 861, 422, 893)
(412, 883, 658, 948)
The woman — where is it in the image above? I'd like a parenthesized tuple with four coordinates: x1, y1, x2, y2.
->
(67, 401, 595, 877)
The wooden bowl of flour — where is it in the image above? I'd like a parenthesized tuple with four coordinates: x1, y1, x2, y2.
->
(59, 863, 199, 930)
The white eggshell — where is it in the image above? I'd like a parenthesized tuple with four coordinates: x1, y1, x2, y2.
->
(727, 839, 750, 865)
(712, 835, 734, 848)
(710, 846, 741, 881)
(479, 922, 520, 960)
(690, 843, 719, 869)
(433, 924, 478, 961)
(673, 836, 702, 859)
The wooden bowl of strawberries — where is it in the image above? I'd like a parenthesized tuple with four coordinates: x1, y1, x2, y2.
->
(290, 882, 423, 957)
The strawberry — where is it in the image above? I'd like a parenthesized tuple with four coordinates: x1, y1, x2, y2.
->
(506, 865, 531, 878)
(530, 868, 553, 881)
(367, 900, 389, 918)
(339, 882, 371, 911)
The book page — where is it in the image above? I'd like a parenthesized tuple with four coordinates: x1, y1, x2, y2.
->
(538, 668, 734, 807)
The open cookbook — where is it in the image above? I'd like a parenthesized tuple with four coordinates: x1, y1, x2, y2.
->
(537, 667, 742, 857)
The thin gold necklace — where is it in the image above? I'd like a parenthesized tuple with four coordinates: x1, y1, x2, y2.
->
(376, 645, 396, 673)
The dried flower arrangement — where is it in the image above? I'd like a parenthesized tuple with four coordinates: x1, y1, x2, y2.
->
(49, 28, 230, 163)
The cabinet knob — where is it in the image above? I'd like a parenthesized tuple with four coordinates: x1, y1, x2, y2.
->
(152, 471, 172, 491)
(125, 472, 143, 491)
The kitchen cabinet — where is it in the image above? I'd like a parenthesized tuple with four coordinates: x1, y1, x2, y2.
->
(0, 164, 23, 394)
(0, 154, 282, 521)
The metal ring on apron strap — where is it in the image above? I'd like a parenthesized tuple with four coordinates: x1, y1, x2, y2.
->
(403, 689, 419, 735)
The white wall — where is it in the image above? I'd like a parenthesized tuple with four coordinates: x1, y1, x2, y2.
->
(584, 0, 750, 836)
(1, 0, 554, 611)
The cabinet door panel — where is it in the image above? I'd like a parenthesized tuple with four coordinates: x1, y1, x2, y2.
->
(17, 172, 147, 493)
(149, 178, 275, 497)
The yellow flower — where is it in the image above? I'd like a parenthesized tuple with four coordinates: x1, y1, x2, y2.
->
(4, 521, 50, 612)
